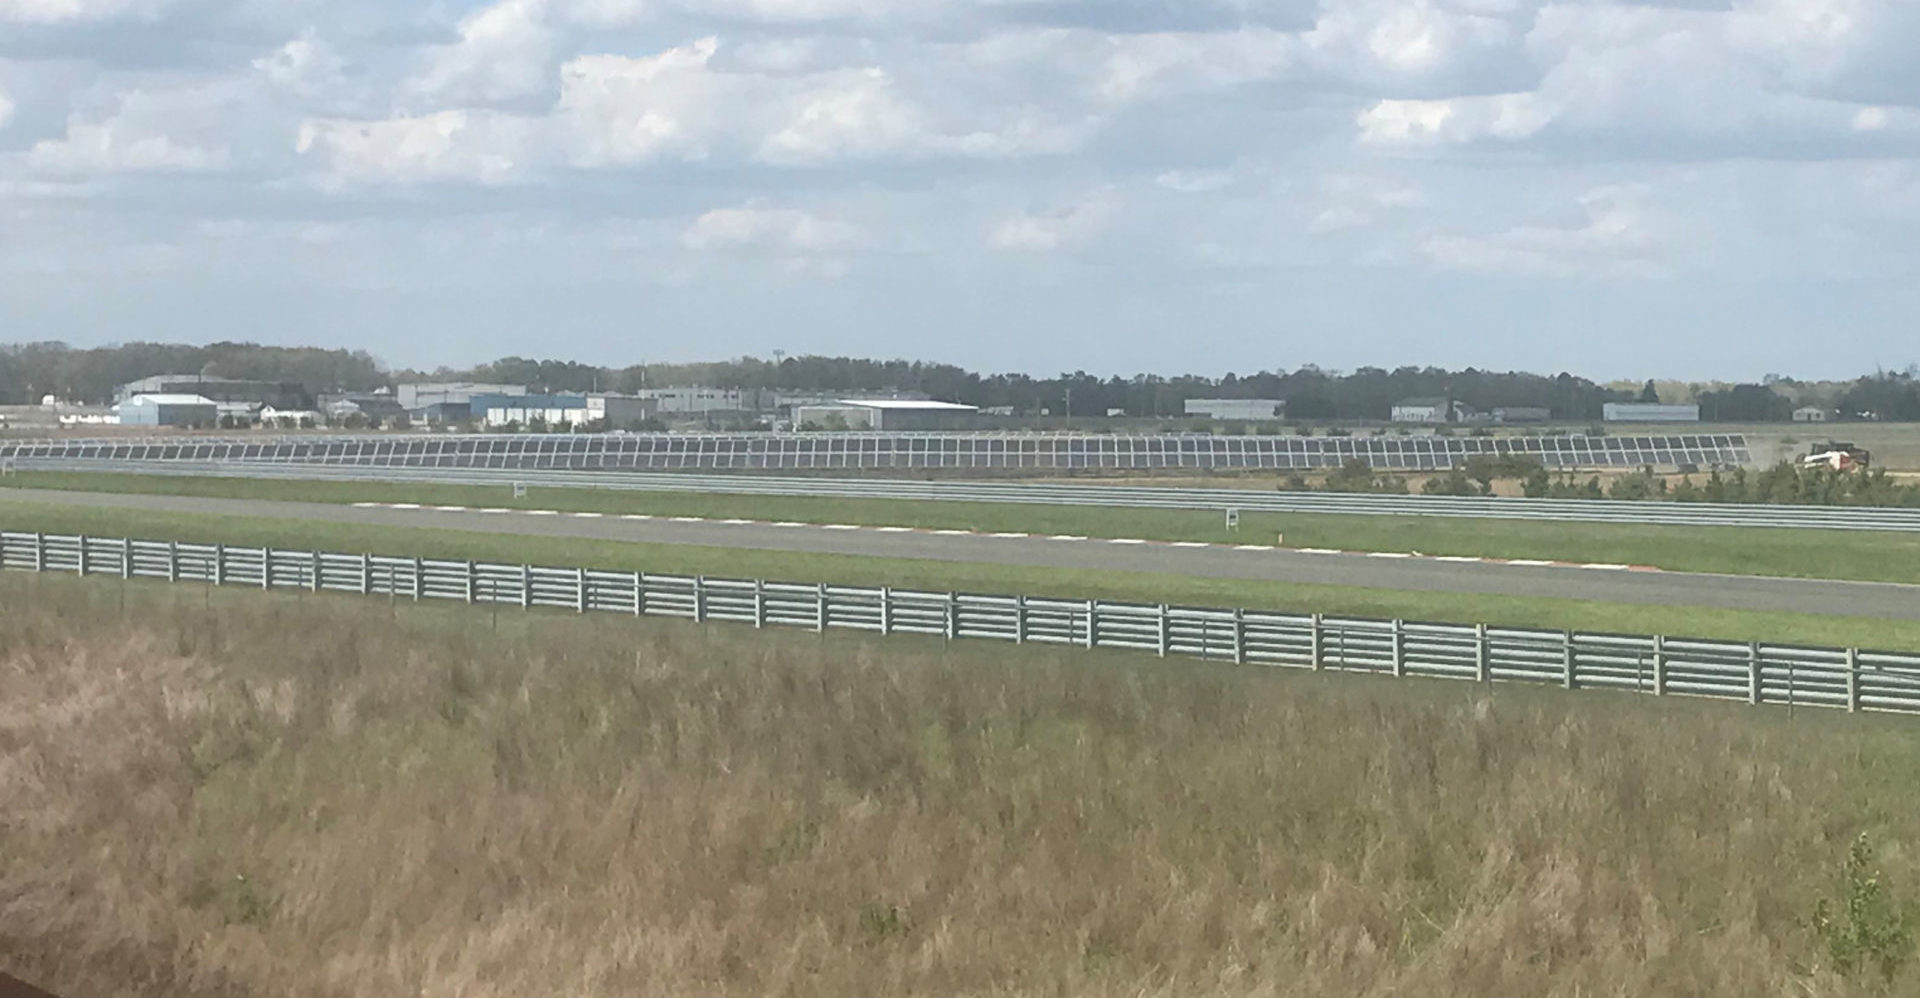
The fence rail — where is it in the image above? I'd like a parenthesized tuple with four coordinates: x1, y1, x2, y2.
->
(6, 530, 1919, 716)
(14, 458, 1920, 533)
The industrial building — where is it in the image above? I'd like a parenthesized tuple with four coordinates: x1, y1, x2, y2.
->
(475, 393, 657, 430)
(1391, 398, 1474, 424)
(116, 376, 311, 410)
(1183, 399, 1287, 421)
(320, 392, 409, 427)
(1603, 402, 1701, 423)
(1793, 406, 1832, 423)
(793, 399, 979, 431)
(1492, 406, 1552, 423)
(116, 394, 219, 427)
(397, 382, 528, 411)
(639, 387, 754, 416)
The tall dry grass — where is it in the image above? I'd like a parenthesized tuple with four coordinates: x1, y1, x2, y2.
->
(1, 572, 1917, 997)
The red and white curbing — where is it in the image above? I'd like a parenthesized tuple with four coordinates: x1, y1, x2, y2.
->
(347, 502, 1663, 574)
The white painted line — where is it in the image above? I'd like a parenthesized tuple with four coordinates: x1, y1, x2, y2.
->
(669, 516, 707, 523)
(823, 524, 862, 531)
(621, 514, 654, 521)
(1236, 544, 1276, 551)
(1582, 563, 1632, 571)
(352, 502, 381, 508)
(990, 532, 1031, 539)
(479, 508, 513, 514)
(569, 512, 604, 519)
(876, 526, 915, 533)
(721, 519, 755, 525)
(433, 505, 469, 512)
(933, 529, 971, 536)
(772, 521, 807, 528)
(1506, 560, 1554, 567)
(524, 509, 560, 517)
(1433, 556, 1485, 563)
(1050, 535, 1090, 542)
(1296, 548, 1344, 555)
(390, 503, 421, 510)
(1169, 541, 1211, 548)
(1109, 538, 1149, 545)
(1366, 552, 1414, 560)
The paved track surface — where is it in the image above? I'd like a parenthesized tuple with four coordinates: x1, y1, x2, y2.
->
(8, 488, 1920, 620)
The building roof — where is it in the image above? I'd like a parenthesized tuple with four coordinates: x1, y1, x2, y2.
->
(834, 399, 978, 412)
(1395, 397, 1450, 407)
(121, 394, 217, 406)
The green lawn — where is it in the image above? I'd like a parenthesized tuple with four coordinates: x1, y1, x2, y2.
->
(7, 497, 1920, 652)
(8, 470, 1920, 585)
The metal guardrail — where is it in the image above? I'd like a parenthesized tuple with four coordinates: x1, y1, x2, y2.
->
(15, 458, 1920, 533)
(6, 530, 1918, 716)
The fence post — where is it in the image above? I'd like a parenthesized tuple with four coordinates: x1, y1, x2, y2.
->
(120, 539, 131, 580)
(880, 588, 893, 636)
(634, 572, 645, 617)
(946, 594, 959, 641)
(32, 532, 44, 573)
(168, 541, 178, 583)
(1564, 631, 1576, 691)
(263, 548, 273, 591)
(1015, 596, 1027, 644)
(694, 576, 707, 623)
(1476, 623, 1490, 684)
(213, 544, 224, 587)
(520, 565, 531, 609)
(1846, 647, 1861, 714)
(576, 568, 587, 613)
(1159, 605, 1171, 658)
(1391, 619, 1406, 678)
(1232, 608, 1245, 664)
(816, 583, 828, 633)
(1652, 635, 1667, 696)
(754, 580, 766, 628)
(312, 552, 323, 593)
(76, 534, 87, 577)
(1087, 600, 1099, 651)
(361, 553, 371, 595)
(1749, 642, 1762, 706)
(1311, 613, 1324, 671)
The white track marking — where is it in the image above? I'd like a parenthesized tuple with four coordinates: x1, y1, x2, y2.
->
(823, 524, 862, 531)
(773, 521, 806, 528)
(669, 516, 706, 523)
(479, 508, 512, 514)
(1169, 541, 1210, 548)
(1433, 556, 1484, 563)
(1505, 559, 1554, 567)
(1582, 563, 1632, 571)
(390, 503, 421, 510)
(1296, 548, 1343, 555)
(1051, 534, 1090, 541)
(1109, 538, 1148, 545)
(1366, 552, 1414, 559)
(933, 529, 971, 536)
(433, 505, 469, 512)
(876, 526, 915, 533)
(990, 532, 1030, 539)
(525, 509, 559, 516)
(1236, 545, 1275, 551)
(721, 519, 754, 525)
(352, 502, 380, 508)
(570, 512, 604, 519)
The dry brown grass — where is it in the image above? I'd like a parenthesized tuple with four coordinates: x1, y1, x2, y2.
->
(3, 573, 1919, 997)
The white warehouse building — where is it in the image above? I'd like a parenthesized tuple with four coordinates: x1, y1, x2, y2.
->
(1603, 403, 1701, 423)
(1184, 399, 1287, 421)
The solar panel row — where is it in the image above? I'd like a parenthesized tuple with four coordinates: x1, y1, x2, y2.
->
(1, 433, 1752, 472)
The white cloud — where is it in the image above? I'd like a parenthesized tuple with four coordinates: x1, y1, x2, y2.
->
(0, 0, 170, 25)
(991, 189, 1115, 251)
(757, 67, 924, 164)
(0, 88, 14, 132)
(254, 32, 348, 98)
(557, 38, 725, 166)
(682, 204, 858, 251)
(409, 0, 558, 104)
(1421, 186, 1681, 279)
(30, 120, 227, 173)
(296, 110, 537, 185)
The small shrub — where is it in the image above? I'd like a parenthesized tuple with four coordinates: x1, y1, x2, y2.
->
(1810, 832, 1914, 983)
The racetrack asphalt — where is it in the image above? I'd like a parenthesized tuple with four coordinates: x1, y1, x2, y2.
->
(7, 487, 1920, 621)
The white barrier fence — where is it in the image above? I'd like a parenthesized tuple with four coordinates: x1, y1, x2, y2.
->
(6, 530, 1920, 716)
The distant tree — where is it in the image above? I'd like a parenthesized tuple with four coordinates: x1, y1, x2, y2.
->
(1638, 379, 1661, 403)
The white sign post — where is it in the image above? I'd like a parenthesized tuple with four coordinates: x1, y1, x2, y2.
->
(1225, 508, 1241, 532)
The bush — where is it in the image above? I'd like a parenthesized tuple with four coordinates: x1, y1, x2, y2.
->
(1811, 833, 1914, 983)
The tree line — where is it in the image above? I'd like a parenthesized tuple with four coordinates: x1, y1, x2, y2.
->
(0, 341, 386, 405)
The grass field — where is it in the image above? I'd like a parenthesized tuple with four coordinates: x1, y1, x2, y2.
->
(10, 470, 1920, 585)
(4, 574, 1918, 996)
(6, 496, 1920, 652)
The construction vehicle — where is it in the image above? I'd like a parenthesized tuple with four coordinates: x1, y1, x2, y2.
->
(1803, 441, 1871, 471)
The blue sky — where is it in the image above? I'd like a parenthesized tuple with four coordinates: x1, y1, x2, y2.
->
(2, 0, 1917, 379)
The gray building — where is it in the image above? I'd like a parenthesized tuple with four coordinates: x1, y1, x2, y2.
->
(795, 399, 979, 431)
(1184, 399, 1287, 421)
(117, 375, 311, 409)
(1603, 403, 1701, 423)
(1492, 406, 1552, 423)
(1392, 397, 1474, 424)
(117, 394, 219, 427)
(397, 382, 528, 410)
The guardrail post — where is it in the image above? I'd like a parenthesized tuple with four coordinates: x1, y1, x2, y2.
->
(1564, 632, 1576, 691)
(312, 552, 323, 593)
(880, 587, 893, 636)
(465, 561, 476, 603)
(167, 541, 178, 583)
(520, 565, 531, 608)
(576, 568, 587, 613)
(360, 553, 371, 595)
(1749, 642, 1762, 706)
(1087, 601, 1099, 650)
(1311, 613, 1325, 671)
(634, 572, 645, 617)
(1391, 619, 1406, 678)
(694, 576, 707, 623)
(754, 580, 766, 628)
(1846, 648, 1861, 713)
(119, 539, 131, 580)
(1652, 635, 1667, 696)
(263, 547, 273, 591)
(1232, 609, 1245, 664)
(816, 583, 828, 632)
(1476, 623, 1489, 684)
(410, 557, 421, 601)
(212, 544, 224, 587)
(32, 532, 44, 573)
(76, 534, 87, 577)
(1015, 596, 1027, 644)
(945, 594, 959, 641)
(1159, 605, 1171, 658)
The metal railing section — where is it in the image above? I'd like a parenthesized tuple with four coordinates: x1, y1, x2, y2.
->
(5, 530, 1916, 716)
(13, 459, 1920, 533)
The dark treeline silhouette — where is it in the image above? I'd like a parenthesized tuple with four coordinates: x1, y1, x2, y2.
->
(1, 342, 385, 404)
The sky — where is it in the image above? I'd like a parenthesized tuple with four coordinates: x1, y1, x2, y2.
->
(1, 0, 1917, 380)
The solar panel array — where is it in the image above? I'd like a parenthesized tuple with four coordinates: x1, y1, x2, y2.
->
(2, 433, 1752, 472)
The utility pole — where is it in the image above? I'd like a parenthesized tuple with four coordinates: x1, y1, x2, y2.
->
(1064, 386, 1073, 426)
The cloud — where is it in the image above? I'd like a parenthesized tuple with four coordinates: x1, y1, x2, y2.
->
(557, 38, 727, 166)
(0, 88, 14, 131)
(26, 84, 236, 175)
(991, 189, 1115, 251)
(409, 0, 558, 105)
(0, 0, 171, 26)
(253, 32, 349, 99)
(296, 111, 537, 185)
(1420, 186, 1682, 279)
(682, 204, 858, 251)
